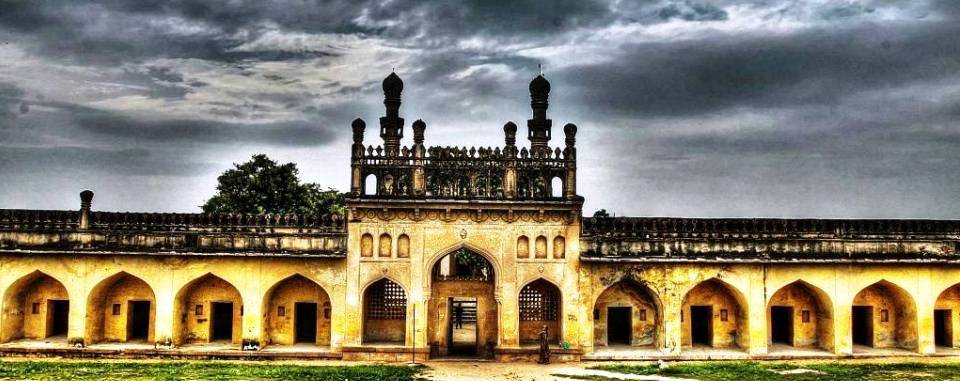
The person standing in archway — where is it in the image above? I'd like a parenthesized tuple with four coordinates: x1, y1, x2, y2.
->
(537, 325, 550, 364)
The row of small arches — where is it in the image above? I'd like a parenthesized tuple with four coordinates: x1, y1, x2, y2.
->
(360, 233, 410, 258)
(517, 235, 565, 259)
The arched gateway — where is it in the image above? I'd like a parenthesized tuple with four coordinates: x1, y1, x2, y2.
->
(428, 248, 498, 358)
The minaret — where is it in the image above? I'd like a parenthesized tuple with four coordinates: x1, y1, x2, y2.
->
(527, 74, 552, 156)
(380, 72, 404, 156)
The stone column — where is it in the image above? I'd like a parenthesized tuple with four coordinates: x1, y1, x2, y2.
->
(153, 280, 176, 348)
(747, 268, 768, 355)
(79, 190, 93, 230)
(916, 268, 936, 354)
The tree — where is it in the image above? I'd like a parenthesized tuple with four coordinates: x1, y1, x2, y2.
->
(593, 209, 611, 218)
(202, 154, 344, 216)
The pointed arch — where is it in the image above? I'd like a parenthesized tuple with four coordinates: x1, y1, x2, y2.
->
(852, 280, 917, 350)
(766, 280, 834, 351)
(262, 274, 331, 347)
(1, 271, 70, 342)
(518, 278, 562, 345)
(426, 242, 502, 287)
(593, 279, 664, 348)
(681, 278, 749, 350)
(85, 271, 156, 344)
(428, 246, 498, 358)
(934, 282, 960, 349)
(173, 273, 242, 346)
(362, 277, 407, 344)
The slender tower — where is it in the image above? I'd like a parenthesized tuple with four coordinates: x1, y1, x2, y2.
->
(380, 72, 404, 156)
(527, 74, 552, 156)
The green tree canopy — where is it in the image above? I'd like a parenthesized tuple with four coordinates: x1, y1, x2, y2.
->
(593, 209, 611, 218)
(202, 154, 345, 216)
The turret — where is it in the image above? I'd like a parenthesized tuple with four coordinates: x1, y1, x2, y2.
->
(380, 72, 405, 156)
(527, 74, 552, 155)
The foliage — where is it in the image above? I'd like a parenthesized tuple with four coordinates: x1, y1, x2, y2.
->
(453, 248, 492, 278)
(589, 361, 960, 381)
(202, 154, 344, 216)
(0, 361, 421, 381)
(593, 209, 610, 218)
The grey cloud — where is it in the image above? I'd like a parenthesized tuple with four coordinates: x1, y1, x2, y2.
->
(0, 146, 215, 177)
(556, 21, 960, 118)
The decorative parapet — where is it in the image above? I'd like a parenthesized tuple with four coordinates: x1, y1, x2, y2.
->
(580, 217, 960, 261)
(0, 193, 347, 257)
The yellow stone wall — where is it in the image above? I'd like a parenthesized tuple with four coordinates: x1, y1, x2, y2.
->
(263, 275, 331, 346)
(1, 226, 960, 361)
(593, 281, 659, 347)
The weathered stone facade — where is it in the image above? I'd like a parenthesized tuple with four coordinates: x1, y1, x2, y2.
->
(0, 73, 958, 362)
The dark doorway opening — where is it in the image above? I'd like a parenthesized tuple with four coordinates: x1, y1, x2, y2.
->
(852, 306, 873, 347)
(210, 302, 234, 342)
(127, 301, 151, 341)
(690, 306, 712, 346)
(935, 309, 952, 347)
(447, 298, 478, 356)
(770, 306, 794, 345)
(47, 300, 69, 337)
(295, 302, 318, 344)
(607, 307, 632, 345)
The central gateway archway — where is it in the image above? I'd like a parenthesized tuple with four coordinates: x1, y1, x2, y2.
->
(428, 248, 498, 358)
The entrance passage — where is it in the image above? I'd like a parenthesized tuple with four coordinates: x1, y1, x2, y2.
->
(211, 302, 234, 342)
(295, 302, 318, 344)
(47, 300, 69, 337)
(448, 298, 477, 356)
(935, 309, 952, 347)
(852, 306, 873, 346)
(690, 306, 712, 346)
(127, 301, 151, 340)
(607, 307, 632, 345)
(770, 306, 794, 345)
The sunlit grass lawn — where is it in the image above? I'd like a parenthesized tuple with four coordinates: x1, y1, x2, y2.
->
(0, 360, 421, 381)
(589, 361, 960, 381)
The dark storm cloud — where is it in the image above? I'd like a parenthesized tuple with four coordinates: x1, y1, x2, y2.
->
(39, 102, 341, 147)
(0, 146, 213, 177)
(557, 21, 960, 118)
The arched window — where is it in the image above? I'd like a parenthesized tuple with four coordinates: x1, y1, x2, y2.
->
(519, 279, 561, 344)
(397, 234, 410, 258)
(517, 236, 530, 259)
(553, 236, 565, 259)
(364, 174, 377, 196)
(551, 176, 563, 198)
(379, 233, 392, 257)
(360, 233, 373, 257)
(535, 236, 548, 258)
(363, 279, 407, 344)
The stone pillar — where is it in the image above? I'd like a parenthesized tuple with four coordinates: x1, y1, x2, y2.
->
(240, 286, 263, 349)
(661, 295, 683, 354)
(153, 282, 176, 348)
(343, 223, 363, 346)
(833, 270, 854, 355)
(916, 268, 936, 354)
(502, 122, 518, 199)
(412, 119, 426, 197)
(66, 283, 87, 346)
(79, 190, 93, 230)
(350, 119, 365, 196)
(563, 123, 577, 200)
(747, 271, 769, 355)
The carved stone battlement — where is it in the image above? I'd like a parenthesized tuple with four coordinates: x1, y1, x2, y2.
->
(581, 217, 960, 261)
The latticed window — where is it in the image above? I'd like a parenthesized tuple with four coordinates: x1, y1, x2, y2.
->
(365, 279, 407, 320)
(519, 281, 559, 321)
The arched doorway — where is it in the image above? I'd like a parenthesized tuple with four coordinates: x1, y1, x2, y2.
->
(263, 274, 331, 347)
(766, 280, 833, 352)
(86, 272, 156, 344)
(851, 280, 917, 350)
(681, 278, 748, 350)
(935, 283, 960, 350)
(362, 278, 407, 345)
(593, 280, 661, 349)
(1, 271, 69, 342)
(428, 248, 497, 358)
(519, 278, 561, 345)
(173, 274, 242, 346)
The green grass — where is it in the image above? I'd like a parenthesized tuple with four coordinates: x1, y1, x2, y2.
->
(590, 361, 960, 381)
(0, 360, 421, 381)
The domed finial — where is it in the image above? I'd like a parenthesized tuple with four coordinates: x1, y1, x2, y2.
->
(529, 74, 550, 97)
(382, 72, 404, 96)
(351, 118, 366, 143)
(504, 121, 517, 146)
(412, 119, 426, 144)
(80, 190, 94, 209)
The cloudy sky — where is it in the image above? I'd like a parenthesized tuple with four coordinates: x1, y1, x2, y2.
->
(1, 0, 958, 218)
